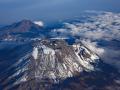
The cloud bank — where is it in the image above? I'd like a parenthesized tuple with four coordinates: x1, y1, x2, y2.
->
(51, 11, 120, 71)
(53, 12, 120, 41)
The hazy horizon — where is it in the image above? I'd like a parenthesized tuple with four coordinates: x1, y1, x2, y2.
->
(0, 0, 120, 25)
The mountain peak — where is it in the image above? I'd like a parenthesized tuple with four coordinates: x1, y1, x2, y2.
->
(0, 20, 45, 40)
(10, 39, 100, 86)
(19, 19, 33, 26)
(19, 20, 44, 27)
(16, 19, 43, 30)
(0, 19, 43, 32)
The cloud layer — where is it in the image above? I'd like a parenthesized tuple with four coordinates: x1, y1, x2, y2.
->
(53, 12, 120, 41)
(51, 11, 120, 71)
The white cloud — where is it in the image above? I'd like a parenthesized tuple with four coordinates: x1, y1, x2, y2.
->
(34, 21, 44, 27)
(52, 11, 120, 41)
(51, 11, 120, 71)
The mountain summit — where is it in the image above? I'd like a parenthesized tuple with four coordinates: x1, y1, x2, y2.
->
(0, 20, 45, 41)
(0, 20, 43, 33)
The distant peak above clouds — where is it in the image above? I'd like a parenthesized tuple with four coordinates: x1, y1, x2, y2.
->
(0, 19, 45, 39)
(34, 21, 44, 27)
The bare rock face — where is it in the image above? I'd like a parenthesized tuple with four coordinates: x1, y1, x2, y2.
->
(6, 39, 100, 90)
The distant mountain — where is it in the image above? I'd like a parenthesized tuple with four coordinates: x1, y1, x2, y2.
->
(0, 20, 45, 41)
(0, 20, 43, 33)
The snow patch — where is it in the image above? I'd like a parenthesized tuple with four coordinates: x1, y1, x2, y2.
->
(32, 47, 38, 59)
(41, 45, 55, 55)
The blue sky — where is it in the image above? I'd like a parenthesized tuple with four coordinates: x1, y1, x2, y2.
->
(0, 0, 120, 25)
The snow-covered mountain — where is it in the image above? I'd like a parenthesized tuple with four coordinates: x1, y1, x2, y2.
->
(15, 39, 99, 83)
(0, 39, 119, 90)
